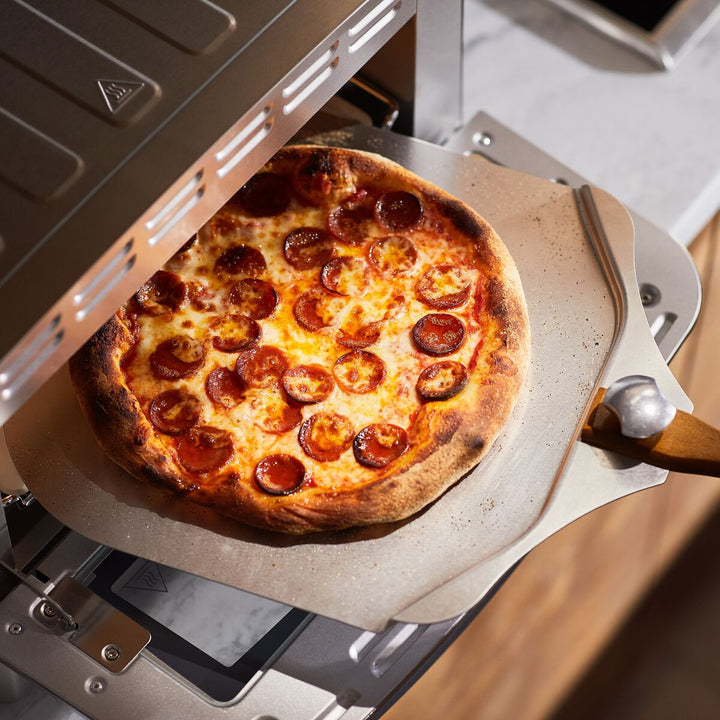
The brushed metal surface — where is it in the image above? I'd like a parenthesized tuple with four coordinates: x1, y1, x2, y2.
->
(46, 577, 151, 673)
(4, 127, 660, 631)
(445, 112, 702, 362)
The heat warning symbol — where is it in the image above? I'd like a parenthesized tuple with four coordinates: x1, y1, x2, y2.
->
(97, 79, 145, 113)
(123, 561, 168, 592)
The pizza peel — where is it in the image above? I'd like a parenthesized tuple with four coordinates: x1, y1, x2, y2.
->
(3, 126, 693, 631)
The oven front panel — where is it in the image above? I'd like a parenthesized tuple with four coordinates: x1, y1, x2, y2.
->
(0, 0, 425, 427)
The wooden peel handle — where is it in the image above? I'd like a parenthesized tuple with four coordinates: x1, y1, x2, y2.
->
(581, 388, 720, 477)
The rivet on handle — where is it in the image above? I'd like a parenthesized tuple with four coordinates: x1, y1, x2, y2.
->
(601, 375, 676, 439)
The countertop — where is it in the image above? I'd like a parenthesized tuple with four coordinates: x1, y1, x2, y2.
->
(463, 0, 720, 246)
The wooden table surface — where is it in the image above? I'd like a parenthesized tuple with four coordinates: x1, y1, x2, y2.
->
(384, 212, 720, 720)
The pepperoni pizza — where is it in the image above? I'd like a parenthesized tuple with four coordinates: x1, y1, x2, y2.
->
(69, 145, 530, 534)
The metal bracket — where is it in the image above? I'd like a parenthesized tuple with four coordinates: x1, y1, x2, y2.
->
(42, 577, 151, 673)
(0, 561, 150, 673)
(0, 559, 76, 629)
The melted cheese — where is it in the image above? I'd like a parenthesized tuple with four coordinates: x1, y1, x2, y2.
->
(124, 185, 487, 492)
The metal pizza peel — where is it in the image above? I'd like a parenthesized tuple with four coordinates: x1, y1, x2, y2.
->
(4, 126, 688, 631)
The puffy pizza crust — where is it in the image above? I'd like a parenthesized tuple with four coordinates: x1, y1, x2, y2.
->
(69, 145, 530, 534)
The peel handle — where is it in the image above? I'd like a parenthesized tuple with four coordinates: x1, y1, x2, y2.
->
(582, 388, 720, 477)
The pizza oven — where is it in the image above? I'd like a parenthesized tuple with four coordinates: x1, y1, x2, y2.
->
(0, 1, 708, 718)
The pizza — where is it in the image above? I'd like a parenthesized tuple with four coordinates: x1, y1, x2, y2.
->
(69, 145, 530, 534)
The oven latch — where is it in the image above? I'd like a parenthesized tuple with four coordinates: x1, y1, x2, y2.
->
(0, 561, 150, 672)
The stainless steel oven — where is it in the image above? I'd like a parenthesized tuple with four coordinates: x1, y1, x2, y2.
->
(0, 2, 704, 718)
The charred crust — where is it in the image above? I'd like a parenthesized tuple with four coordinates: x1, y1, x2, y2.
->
(437, 196, 488, 241)
(485, 276, 502, 311)
(297, 149, 336, 178)
(347, 152, 392, 182)
(140, 465, 165, 486)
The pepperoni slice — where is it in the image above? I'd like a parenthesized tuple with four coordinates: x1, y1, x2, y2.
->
(416, 361, 469, 400)
(234, 172, 291, 217)
(251, 392, 303, 433)
(416, 265, 471, 309)
(149, 389, 201, 435)
(176, 426, 233, 474)
(298, 412, 355, 462)
(211, 314, 261, 352)
(292, 153, 352, 205)
(255, 455, 306, 495)
(150, 335, 206, 379)
(327, 206, 367, 245)
(353, 423, 408, 468)
(337, 323, 382, 349)
(236, 346, 288, 388)
(282, 365, 334, 403)
(336, 306, 382, 349)
(293, 289, 343, 331)
(135, 271, 187, 315)
(214, 245, 266, 276)
(333, 350, 386, 393)
(229, 278, 277, 319)
(321, 256, 368, 296)
(412, 314, 466, 356)
(293, 155, 334, 204)
(284, 227, 335, 270)
(374, 191, 423, 231)
(205, 367, 247, 408)
(367, 236, 417, 276)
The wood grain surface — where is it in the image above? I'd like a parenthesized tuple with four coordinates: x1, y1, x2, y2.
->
(383, 211, 720, 720)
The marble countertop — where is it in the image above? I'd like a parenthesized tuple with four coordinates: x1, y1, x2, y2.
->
(463, 0, 720, 246)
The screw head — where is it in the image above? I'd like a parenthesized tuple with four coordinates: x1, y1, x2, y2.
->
(87, 678, 106, 695)
(640, 283, 661, 307)
(40, 602, 57, 619)
(102, 644, 121, 662)
(473, 131, 494, 147)
(7, 623, 23, 636)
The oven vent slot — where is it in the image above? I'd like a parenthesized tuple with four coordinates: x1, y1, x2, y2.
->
(72, 240, 136, 322)
(348, 0, 400, 54)
(282, 43, 339, 116)
(0, 315, 63, 402)
(216, 104, 274, 179)
(146, 171, 205, 246)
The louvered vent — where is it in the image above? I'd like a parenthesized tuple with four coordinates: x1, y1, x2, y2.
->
(73, 240, 135, 322)
(349, 0, 401, 53)
(0, 315, 63, 402)
(146, 171, 205, 246)
(215, 104, 274, 179)
(282, 43, 339, 115)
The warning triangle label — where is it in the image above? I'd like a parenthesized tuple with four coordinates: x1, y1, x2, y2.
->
(123, 561, 168, 592)
(97, 79, 145, 113)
